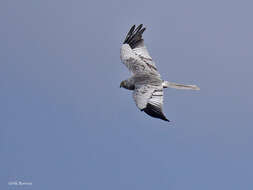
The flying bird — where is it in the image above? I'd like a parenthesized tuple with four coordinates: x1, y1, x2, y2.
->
(120, 24, 200, 122)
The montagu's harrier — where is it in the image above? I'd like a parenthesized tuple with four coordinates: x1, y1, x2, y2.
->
(120, 24, 199, 122)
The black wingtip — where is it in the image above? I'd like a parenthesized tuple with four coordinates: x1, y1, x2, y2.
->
(161, 117, 170, 122)
(142, 103, 170, 122)
(123, 24, 146, 48)
(165, 118, 170, 122)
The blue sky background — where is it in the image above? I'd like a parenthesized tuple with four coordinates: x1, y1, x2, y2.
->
(1, 0, 253, 189)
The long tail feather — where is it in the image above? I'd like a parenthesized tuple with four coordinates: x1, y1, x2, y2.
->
(163, 81, 200, 90)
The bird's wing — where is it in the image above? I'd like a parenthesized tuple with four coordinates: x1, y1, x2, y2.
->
(133, 83, 169, 122)
(120, 24, 159, 75)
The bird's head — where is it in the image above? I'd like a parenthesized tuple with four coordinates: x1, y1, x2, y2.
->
(120, 80, 135, 90)
(120, 80, 127, 88)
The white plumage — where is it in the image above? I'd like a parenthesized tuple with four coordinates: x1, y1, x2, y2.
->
(120, 24, 199, 122)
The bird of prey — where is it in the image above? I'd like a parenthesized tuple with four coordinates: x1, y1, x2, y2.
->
(120, 24, 200, 122)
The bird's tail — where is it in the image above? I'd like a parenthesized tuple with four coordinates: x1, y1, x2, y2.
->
(162, 81, 200, 90)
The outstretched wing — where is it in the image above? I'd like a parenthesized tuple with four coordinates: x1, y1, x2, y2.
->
(133, 84, 169, 122)
(120, 24, 159, 75)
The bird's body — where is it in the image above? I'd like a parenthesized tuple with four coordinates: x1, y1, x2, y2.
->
(120, 24, 199, 122)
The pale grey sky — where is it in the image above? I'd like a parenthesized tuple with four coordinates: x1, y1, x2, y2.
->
(1, 0, 253, 189)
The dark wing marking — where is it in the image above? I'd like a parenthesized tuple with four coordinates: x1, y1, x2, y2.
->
(133, 83, 169, 122)
(123, 24, 146, 49)
(121, 24, 158, 74)
(142, 103, 170, 122)
(141, 88, 170, 122)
